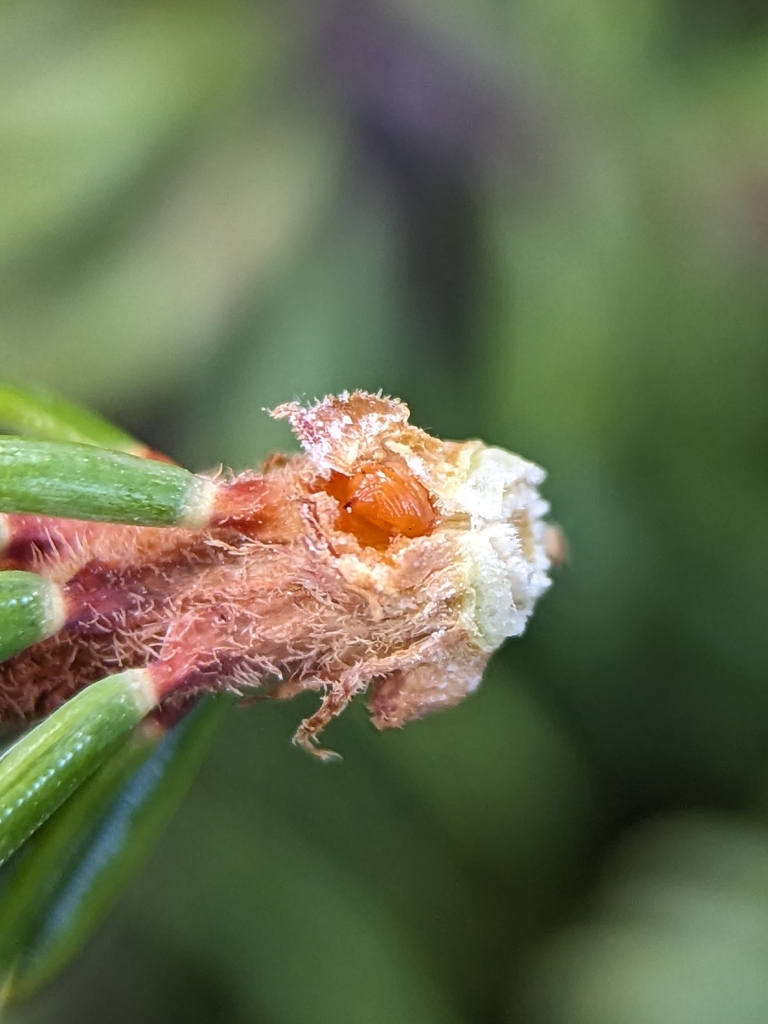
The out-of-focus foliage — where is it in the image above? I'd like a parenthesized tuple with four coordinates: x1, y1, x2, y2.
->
(524, 814, 768, 1024)
(3, 0, 768, 1021)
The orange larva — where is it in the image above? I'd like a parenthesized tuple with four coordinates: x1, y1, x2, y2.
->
(325, 462, 436, 548)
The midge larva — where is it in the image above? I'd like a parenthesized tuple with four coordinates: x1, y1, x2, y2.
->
(0, 391, 553, 757)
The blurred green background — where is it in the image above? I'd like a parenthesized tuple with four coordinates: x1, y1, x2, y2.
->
(4, 0, 768, 1021)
